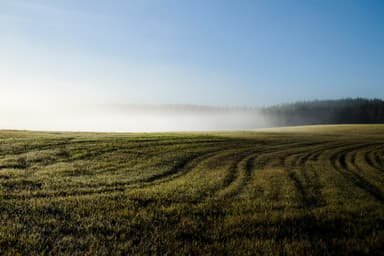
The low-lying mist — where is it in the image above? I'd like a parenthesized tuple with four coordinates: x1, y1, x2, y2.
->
(3, 98, 382, 132)
(0, 104, 270, 132)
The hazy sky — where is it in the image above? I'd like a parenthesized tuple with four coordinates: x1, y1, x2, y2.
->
(1, 0, 384, 106)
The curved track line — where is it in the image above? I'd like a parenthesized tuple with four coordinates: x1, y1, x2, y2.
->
(329, 144, 384, 203)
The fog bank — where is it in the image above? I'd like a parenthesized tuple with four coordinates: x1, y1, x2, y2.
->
(0, 104, 270, 132)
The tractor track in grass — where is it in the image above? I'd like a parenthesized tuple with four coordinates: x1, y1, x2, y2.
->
(2, 144, 262, 200)
(213, 150, 261, 200)
(227, 143, 324, 203)
(363, 145, 384, 172)
(2, 147, 233, 199)
(329, 143, 384, 203)
(2, 133, 383, 206)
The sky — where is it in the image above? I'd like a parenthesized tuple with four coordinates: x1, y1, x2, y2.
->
(0, 0, 384, 131)
(1, 0, 383, 107)
(0, 0, 384, 106)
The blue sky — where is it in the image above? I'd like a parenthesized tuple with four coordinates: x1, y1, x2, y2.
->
(1, 0, 383, 106)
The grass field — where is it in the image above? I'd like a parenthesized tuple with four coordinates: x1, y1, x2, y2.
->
(0, 125, 383, 255)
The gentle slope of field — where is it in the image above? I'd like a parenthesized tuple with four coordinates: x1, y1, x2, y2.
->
(0, 125, 383, 255)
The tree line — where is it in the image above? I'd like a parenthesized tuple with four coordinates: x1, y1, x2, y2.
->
(262, 98, 384, 126)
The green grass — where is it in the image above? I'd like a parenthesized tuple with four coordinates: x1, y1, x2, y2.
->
(0, 125, 383, 255)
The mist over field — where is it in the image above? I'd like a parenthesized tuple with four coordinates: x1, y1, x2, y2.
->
(0, 104, 269, 132)
(2, 98, 383, 132)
